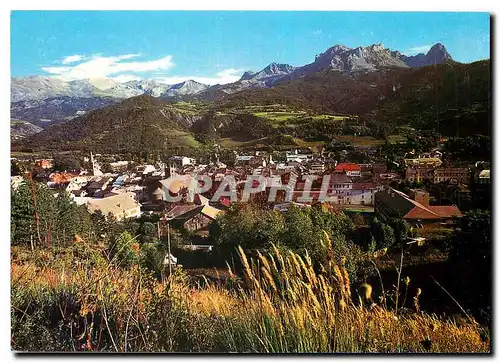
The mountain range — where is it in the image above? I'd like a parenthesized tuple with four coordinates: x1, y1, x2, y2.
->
(12, 43, 452, 102)
(15, 56, 490, 153)
(11, 42, 456, 133)
(11, 77, 209, 103)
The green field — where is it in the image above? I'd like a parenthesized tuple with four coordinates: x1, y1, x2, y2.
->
(387, 134, 408, 144)
(11, 119, 26, 125)
(293, 138, 325, 151)
(169, 102, 204, 115)
(335, 135, 385, 147)
(252, 110, 351, 130)
(178, 134, 201, 148)
(166, 130, 202, 148)
(310, 115, 348, 121)
(219, 137, 274, 149)
(253, 111, 306, 121)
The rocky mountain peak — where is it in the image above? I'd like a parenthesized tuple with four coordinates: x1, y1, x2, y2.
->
(329, 44, 351, 53)
(425, 43, 452, 63)
(261, 62, 295, 75)
(402, 43, 453, 67)
(240, 71, 256, 81)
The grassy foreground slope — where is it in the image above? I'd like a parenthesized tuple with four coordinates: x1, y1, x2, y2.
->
(11, 240, 489, 353)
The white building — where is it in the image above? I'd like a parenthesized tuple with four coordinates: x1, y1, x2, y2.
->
(86, 192, 141, 221)
(285, 152, 311, 163)
(478, 169, 490, 184)
(169, 156, 195, 167)
(137, 164, 156, 175)
(66, 176, 90, 192)
(109, 160, 129, 172)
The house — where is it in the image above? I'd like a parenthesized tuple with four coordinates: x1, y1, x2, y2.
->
(349, 183, 379, 205)
(335, 163, 361, 178)
(378, 172, 402, 185)
(359, 164, 373, 178)
(137, 164, 156, 175)
(112, 175, 128, 188)
(109, 161, 129, 172)
(374, 188, 462, 227)
(405, 167, 435, 183)
(169, 156, 195, 167)
(478, 169, 490, 184)
(167, 203, 222, 233)
(235, 155, 265, 167)
(35, 159, 53, 170)
(433, 167, 470, 184)
(404, 157, 442, 168)
(86, 177, 113, 197)
(325, 182, 378, 206)
(159, 174, 200, 201)
(33, 171, 51, 182)
(48, 172, 80, 188)
(70, 189, 87, 198)
(285, 150, 312, 164)
(309, 163, 326, 174)
(66, 176, 90, 192)
(328, 173, 353, 191)
(86, 192, 141, 221)
(372, 163, 388, 182)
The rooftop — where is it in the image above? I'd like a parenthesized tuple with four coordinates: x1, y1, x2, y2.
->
(335, 163, 361, 172)
(86, 192, 140, 216)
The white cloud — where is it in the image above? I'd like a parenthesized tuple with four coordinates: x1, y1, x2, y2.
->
(110, 74, 142, 83)
(42, 53, 242, 86)
(61, 55, 86, 64)
(406, 44, 433, 55)
(156, 68, 243, 85)
(42, 53, 174, 81)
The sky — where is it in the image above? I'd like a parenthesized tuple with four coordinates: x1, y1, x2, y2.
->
(10, 11, 490, 85)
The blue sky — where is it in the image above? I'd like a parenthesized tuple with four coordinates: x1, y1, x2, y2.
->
(11, 11, 490, 84)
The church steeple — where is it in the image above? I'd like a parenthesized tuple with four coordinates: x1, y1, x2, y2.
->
(90, 151, 103, 176)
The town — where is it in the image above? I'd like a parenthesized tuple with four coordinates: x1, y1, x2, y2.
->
(9, 10, 491, 354)
(11, 141, 490, 246)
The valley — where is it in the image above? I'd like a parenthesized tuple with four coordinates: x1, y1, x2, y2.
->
(10, 28, 492, 354)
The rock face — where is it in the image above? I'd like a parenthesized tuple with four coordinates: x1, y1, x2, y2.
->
(11, 120, 43, 140)
(243, 62, 296, 82)
(289, 43, 454, 78)
(11, 76, 87, 103)
(10, 42, 456, 122)
(10, 77, 209, 102)
(161, 80, 209, 97)
(11, 96, 119, 126)
(11, 43, 454, 103)
(205, 62, 297, 96)
(400, 43, 453, 67)
(294, 43, 409, 76)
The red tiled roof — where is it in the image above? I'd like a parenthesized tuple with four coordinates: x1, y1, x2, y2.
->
(328, 173, 353, 184)
(403, 204, 462, 220)
(427, 206, 462, 218)
(403, 207, 440, 220)
(49, 172, 79, 184)
(335, 163, 361, 172)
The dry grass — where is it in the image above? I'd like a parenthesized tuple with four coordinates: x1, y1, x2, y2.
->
(11, 242, 490, 353)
